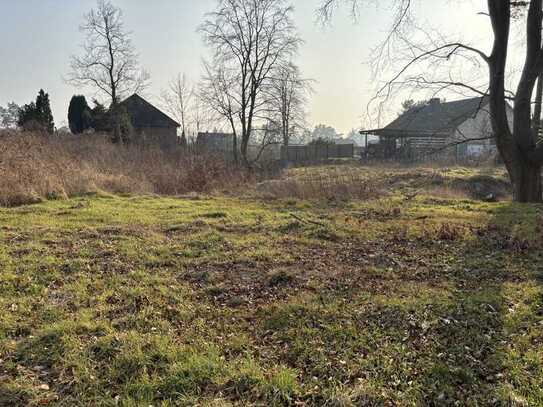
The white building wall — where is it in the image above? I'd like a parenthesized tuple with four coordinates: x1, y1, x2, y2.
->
(453, 103, 514, 158)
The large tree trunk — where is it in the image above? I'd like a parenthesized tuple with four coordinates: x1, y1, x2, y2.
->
(513, 160, 542, 202)
(487, 0, 543, 202)
(512, 0, 543, 202)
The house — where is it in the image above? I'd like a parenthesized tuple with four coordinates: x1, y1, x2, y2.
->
(360, 97, 513, 161)
(119, 94, 180, 149)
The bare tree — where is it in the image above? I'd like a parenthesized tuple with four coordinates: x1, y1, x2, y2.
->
(161, 74, 194, 146)
(200, 62, 241, 162)
(162, 74, 213, 145)
(0, 102, 20, 129)
(319, 0, 543, 202)
(69, 0, 149, 106)
(190, 95, 209, 143)
(265, 62, 313, 152)
(199, 0, 301, 166)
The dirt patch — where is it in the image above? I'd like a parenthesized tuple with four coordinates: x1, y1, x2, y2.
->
(184, 261, 305, 306)
(181, 237, 453, 307)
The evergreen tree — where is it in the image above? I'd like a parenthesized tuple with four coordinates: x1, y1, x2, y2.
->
(17, 102, 38, 129)
(109, 104, 133, 144)
(18, 89, 55, 133)
(68, 95, 92, 134)
(35, 90, 55, 133)
(90, 100, 111, 133)
(88, 99, 132, 143)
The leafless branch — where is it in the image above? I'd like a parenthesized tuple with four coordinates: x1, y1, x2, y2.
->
(68, 0, 149, 105)
(199, 0, 301, 166)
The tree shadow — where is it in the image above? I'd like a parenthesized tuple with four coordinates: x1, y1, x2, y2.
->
(263, 201, 543, 405)
(418, 202, 543, 404)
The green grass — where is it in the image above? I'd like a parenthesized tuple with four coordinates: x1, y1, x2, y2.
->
(0, 166, 542, 406)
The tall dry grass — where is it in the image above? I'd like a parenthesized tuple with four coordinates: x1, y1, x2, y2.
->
(0, 130, 251, 206)
(255, 167, 382, 201)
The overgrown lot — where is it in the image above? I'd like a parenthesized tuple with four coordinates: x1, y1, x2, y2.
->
(0, 166, 542, 406)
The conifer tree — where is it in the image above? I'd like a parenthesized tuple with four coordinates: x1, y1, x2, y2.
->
(18, 89, 55, 133)
(68, 95, 92, 134)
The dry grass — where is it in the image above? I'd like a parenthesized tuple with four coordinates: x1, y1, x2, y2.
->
(255, 164, 512, 203)
(255, 167, 382, 201)
(420, 185, 472, 200)
(0, 130, 250, 206)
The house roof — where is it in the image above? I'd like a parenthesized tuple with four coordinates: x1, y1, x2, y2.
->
(119, 94, 180, 128)
(362, 97, 489, 138)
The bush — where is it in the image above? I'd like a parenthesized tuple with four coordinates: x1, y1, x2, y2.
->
(0, 130, 251, 206)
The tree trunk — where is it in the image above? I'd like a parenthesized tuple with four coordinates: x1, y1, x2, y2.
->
(240, 134, 250, 168)
(232, 132, 238, 163)
(228, 117, 238, 164)
(486, 0, 543, 202)
(513, 160, 542, 202)
(282, 121, 289, 166)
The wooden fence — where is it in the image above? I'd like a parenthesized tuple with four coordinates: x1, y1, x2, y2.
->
(281, 144, 355, 163)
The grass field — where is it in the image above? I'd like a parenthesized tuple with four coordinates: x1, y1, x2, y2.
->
(0, 166, 542, 406)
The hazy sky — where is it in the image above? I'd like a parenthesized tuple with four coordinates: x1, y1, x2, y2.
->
(0, 0, 491, 134)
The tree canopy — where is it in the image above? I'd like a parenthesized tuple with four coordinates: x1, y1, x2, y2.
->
(312, 124, 338, 141)
(17, 89, 55, 134)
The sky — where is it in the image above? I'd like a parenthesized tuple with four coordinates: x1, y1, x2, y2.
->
(0, 0, 492, 135)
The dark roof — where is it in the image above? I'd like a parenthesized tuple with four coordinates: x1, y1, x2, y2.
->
(362, 97, 489, 138)
(119, 94, 180, 128)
